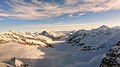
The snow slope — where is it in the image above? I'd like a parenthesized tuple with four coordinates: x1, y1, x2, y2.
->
(0, 43, 45, 67)
(66, 25, 120, 51)
(0, 41, 104, 67)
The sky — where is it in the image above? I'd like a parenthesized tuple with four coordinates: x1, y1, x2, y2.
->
(0, 0, 120, 32)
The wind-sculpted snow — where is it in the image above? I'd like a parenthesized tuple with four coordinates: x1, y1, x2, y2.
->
(66, 25, 120, 51)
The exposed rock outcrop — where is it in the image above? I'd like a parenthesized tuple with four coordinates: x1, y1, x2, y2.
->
(100, 41, 120, 67)
(5, 57, 29, 67)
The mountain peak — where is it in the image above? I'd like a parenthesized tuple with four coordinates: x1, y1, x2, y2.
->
(98, 25, 109, 30)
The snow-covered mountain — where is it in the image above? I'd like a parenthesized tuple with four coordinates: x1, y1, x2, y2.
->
(0, 25, 120, 67)
(41, 31, 66, 40)
(66, 25, 120, 51)
(0, 30, 69, 48)
(112, 26, 120, 29)
(0, 31, 53, 47)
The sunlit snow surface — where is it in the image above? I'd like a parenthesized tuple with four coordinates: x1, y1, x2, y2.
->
(0, 26, 120, 67)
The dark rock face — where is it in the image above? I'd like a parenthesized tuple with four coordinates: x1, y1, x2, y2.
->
(100, 41, 120, 67)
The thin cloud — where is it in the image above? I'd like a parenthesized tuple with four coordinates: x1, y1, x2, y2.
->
(0, 0, 120, 20)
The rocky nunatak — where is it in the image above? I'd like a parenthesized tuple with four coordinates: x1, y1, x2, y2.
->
(3, 57, 29, 67)
(100, 41, 120, 67)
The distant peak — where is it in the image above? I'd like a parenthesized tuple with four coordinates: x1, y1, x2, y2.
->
(99, 25, 109, 28)
(98, 25, 109, 30)
(112, 26, 120, 29)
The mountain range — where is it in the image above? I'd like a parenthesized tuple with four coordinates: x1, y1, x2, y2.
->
(0, 25, 120, 67)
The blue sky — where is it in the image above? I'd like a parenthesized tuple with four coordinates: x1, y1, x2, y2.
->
(0, 0, 120, 32)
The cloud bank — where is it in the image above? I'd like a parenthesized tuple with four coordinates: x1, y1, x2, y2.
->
(0, 0, 120, 20)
